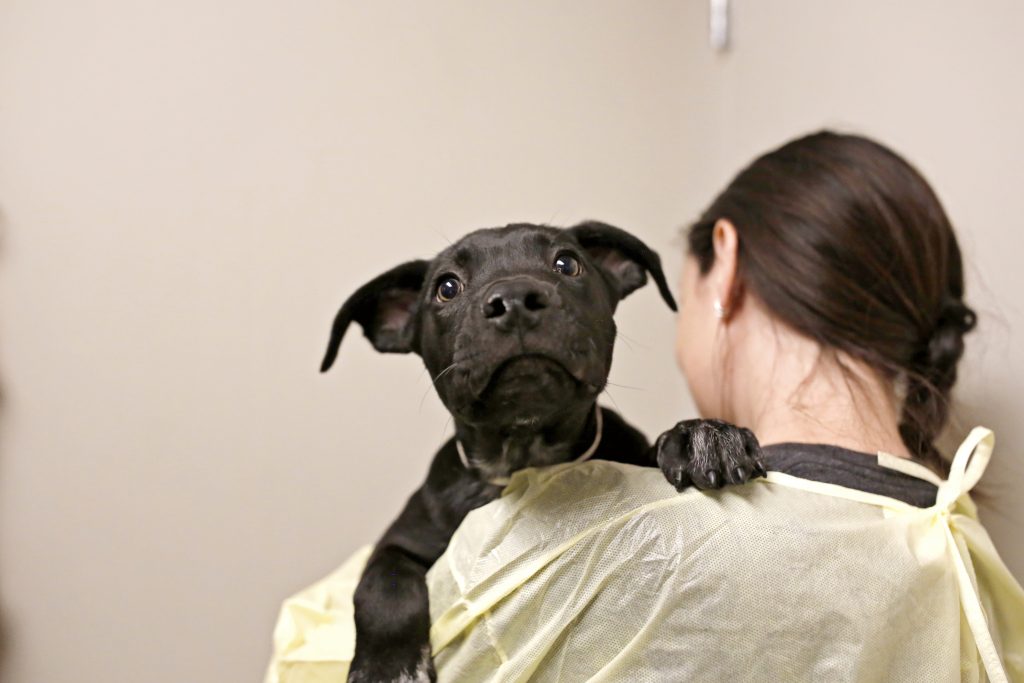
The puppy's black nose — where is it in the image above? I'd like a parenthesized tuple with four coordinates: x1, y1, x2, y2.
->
(483, 279, 552, 329)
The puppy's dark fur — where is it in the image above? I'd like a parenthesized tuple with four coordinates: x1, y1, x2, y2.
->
(322, 221, 763, 682)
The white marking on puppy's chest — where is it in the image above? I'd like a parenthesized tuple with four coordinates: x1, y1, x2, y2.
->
(456, 407, 603, 486)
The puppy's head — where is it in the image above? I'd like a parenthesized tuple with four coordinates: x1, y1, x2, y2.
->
(321, 221, 675, 431)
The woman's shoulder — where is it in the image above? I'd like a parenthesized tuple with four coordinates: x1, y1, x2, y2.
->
(430, 456, 906, 617)
(429, 458, 961, 680)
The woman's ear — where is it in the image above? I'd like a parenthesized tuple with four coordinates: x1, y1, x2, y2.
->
(711, 219, 742, 318)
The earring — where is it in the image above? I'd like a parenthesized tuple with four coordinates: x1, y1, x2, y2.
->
(713, 300, 728, 319)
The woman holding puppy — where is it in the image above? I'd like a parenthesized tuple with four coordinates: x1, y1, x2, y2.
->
(270, 132, 1024, 682)
(423, 132, 1023, 681)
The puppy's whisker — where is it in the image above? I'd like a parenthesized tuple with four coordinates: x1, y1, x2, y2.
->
(418, 383, 437, 412)
(601, 387, 622, 412)
(604, 381, 645, 391)
(418, 353, 484, 411)
(419, 355, 467, 383)
(419, 363, 458, 411)
(431, 362, 460, 386)
(616, 330, 647, 350)
(435, 228, 454, 246)
(438, 413, 454, 447)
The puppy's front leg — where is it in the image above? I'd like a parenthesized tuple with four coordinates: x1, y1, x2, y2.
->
(348, 489, 444, 683)
(348, 445, 500, 683)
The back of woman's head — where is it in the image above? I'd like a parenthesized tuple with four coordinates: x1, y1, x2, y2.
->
(688, 131, 976, 472)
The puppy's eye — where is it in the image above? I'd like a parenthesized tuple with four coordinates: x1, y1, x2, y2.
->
(553, 252, 583, 277)
(436, 276, 463, 302)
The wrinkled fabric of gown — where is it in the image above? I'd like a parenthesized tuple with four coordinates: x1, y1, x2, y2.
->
(266, 427, 1024, 682)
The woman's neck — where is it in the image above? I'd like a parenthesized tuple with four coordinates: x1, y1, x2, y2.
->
(751, 394, 912, 458)
(725, 312, 913, 459)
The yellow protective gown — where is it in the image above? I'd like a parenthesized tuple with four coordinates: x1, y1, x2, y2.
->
(266, 427, 1024, 682)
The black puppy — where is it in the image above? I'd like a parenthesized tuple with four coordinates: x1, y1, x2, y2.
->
(321, 221, 764, 683)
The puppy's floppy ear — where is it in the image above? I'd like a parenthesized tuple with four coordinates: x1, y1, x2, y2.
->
(567, 220, 677, 311)
(320, 260, 430, 372)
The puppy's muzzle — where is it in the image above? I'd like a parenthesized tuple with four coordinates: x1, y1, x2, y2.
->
(482, 277, 558, 332)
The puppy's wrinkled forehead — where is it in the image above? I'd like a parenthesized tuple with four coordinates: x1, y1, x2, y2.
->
(430, 224, 569, 281)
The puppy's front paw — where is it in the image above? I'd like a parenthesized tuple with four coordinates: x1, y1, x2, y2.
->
(347, 644, 435, 683)
(652, 419, 765, 491)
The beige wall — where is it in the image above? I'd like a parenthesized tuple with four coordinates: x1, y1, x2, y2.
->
(0, 2, 1020, 682)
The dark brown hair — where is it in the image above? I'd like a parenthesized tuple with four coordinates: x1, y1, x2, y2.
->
(688, 131, 976, 472)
